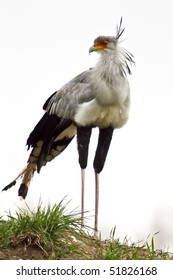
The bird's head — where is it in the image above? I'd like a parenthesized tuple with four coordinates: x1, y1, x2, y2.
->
(89, 17, 125, 55)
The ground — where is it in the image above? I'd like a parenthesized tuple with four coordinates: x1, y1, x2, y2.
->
(0, 233, 103, 260)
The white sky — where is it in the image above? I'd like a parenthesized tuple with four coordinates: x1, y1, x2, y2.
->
(1, 0, 173, 251)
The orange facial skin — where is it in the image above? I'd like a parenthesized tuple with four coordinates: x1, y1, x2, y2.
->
(94, 40, 109, 50)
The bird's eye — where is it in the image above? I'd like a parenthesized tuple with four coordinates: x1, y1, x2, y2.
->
(102, 40, 109, 45)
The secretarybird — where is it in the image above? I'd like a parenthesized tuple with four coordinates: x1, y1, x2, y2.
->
(3, 18, 134, 237)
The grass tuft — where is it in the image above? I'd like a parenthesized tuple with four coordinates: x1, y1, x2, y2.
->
(0, 199, 91, 259)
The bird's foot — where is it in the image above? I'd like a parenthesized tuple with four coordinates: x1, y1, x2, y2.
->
(93, 230, 100, 240)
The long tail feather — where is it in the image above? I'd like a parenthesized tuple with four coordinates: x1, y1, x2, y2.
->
(2, 164, 36, 199)
(3, 112, 76, 199)
(18, 163, 37, 198)
(2, 166, 27, 191)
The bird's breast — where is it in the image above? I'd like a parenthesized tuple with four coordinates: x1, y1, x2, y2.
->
(74, 99, 129, 128)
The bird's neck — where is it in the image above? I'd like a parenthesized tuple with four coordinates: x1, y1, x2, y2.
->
(96, 48, 127, 80)
(91, 48, 130, 106)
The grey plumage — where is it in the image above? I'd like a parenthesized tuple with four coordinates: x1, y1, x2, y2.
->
(47, 47, 134, 124)
(46, 69, 93, 120)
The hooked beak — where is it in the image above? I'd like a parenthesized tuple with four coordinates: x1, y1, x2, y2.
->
(89, 43, 107, 54)
(89, 45, 97, 54)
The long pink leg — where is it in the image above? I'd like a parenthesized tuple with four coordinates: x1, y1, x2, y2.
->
(94, 172, 99, 238)
(81, 169, 85, 227)
(93, 127, 114, 238)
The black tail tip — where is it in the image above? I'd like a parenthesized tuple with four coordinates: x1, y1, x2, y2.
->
(2, 180, 16, 192)
(18, 183, 28, 199)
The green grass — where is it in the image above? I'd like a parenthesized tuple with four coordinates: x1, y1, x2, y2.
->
(96, 227, 173, 260)
(0, 200, 172, 260)
(0, 199, 91, 259)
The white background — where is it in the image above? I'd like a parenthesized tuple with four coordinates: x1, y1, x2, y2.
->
(0, 0, 173, 251)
